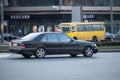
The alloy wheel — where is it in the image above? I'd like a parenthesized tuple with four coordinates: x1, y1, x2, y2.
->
(35, 48, 46, 58)
(83, 46, 94, 57)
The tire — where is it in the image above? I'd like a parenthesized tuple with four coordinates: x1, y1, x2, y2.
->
(83, 46, 94, 57)
(73, 37, 77, 40)
(70, 54, 77, 57)
(22, 54, 32, 58)
(92, 36, 98, 42)
(35, 48, 46, 58)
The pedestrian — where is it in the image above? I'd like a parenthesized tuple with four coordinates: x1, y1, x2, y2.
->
(47, 26, 52, 32)
(55, 26, 59, 32)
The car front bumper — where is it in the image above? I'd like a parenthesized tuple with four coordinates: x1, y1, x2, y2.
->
(93, 48, 98, 53)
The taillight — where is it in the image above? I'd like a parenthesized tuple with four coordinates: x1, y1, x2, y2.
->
(18, 43, 25, 48)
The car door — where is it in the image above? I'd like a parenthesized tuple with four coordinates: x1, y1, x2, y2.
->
(57, 33, 80, 54)
(41, 33, 61, 54)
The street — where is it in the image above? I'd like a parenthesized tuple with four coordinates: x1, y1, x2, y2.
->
(0, 52, 120, 80)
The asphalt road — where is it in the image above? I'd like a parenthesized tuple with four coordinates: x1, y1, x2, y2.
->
(0, 52, 120, 80)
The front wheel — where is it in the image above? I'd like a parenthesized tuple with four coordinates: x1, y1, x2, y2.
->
(92, 36, 98, 42)
(35, 48, 46, 58)
(83, 46, 94, 57)
(73, 37, 77, 40)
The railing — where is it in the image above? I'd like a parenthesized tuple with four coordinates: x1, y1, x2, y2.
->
(4, 6, 120, 12)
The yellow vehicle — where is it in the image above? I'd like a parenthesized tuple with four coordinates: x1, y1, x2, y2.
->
(59, 22, 105, 42)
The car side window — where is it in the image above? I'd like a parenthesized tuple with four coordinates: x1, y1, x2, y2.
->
(41, 35, 47, 42)
(58, 34, 71, 42)
(47, 34, 59, 42)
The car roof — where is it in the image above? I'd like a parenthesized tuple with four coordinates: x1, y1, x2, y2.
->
(31, 32, 62, 34)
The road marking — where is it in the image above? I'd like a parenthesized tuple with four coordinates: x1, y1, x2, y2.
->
(0, 53, 11, 58)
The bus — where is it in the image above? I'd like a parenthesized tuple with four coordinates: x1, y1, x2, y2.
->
(59, 22, 105, 42)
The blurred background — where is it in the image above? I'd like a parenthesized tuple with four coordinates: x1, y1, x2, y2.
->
(0, 0, 120, 42)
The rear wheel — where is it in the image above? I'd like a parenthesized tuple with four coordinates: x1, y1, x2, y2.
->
(83, 46, 94, 57)
(35, 48, 46, 58)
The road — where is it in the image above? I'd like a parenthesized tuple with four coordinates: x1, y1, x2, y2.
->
(0, 52, 120, 80)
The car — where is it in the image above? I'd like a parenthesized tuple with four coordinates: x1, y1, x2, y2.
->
(2, 33, 18, 41)
(9, 32, 98, 58)
(115, 31, 120, 40)
(105, 32, 115, 41)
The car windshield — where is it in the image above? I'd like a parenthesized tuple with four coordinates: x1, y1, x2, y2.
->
(21, 33, 40, 40)
(60, 26, 71, 32)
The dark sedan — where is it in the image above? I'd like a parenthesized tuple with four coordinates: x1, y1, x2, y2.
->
(2, 33, 18, 41)
(9, 32, 98, 58)
(105, 32, 115, 41)
(115, 31, 120, 40)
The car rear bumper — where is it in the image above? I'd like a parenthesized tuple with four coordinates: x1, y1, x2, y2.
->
(9, 47, 36, 54)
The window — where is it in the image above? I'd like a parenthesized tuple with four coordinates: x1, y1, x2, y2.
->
(21, 33, 40, 40)
(93, 25, 101, 31)
(100, 25, 104, 30)
(58, 34, 71, 42)
(85, 25, 92, 31)
(61, 26, 71, 32)
(47, 34, 58, 42)
(41, 35, 47, 42)
(77, 25, 85, 31)
(72, 26, 76, 32)
(54, 0, 59, 5)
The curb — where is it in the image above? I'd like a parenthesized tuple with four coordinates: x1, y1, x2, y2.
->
(99, 49, 120, 52)
(0, 50, 10, 53)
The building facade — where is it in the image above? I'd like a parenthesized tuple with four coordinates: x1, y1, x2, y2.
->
(3, 0, 120, 36)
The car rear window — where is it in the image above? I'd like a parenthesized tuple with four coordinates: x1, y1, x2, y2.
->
(21, 33, 41, 40)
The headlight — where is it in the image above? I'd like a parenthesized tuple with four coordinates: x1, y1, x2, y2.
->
(93, 43, 97, 48)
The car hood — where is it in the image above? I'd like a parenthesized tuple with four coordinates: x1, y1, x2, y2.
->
(76, 40, 93, 44)
(75, 40, 97, 48)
